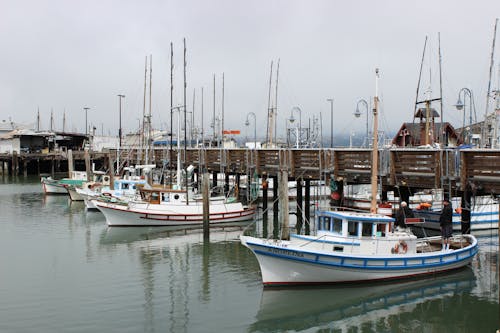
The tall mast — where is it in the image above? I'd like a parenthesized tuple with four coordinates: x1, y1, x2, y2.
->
(142, 55, 147, 164)
(169, 42, 174, 186)
(274, 59, 280, 144)
(148, 54, 153, 163)
(50, 109, 54, 132)
(213, 74, 216, 145)
(483, 18, 498, 147)
(192, 88, 195, 147)
(413, 37, 427, 131)
(36, 107, 40, 132)
(438, 33, 444, 145)
(63, 110, 66, 132)
(183, 38, 188, 204)
(266, 61, 273, 146)
(370, 68, 380, 214)
(221, 72, 225, 146)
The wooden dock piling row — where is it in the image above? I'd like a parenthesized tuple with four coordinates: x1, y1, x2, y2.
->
(1, 148, 499, 194)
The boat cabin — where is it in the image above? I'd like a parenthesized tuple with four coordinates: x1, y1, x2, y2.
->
(317, 210, 393, 238)
(314, 210, 418, 255)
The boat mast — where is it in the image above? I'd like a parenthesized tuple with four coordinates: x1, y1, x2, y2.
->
(266, 61, 273, 146)
(274, 59, 280, 145)
(169, 42, 173, 187)
(483, 18, 498, 147)
(148, 54, 153, 164)
(141, 56, 147, 165)
(183, 38, 188, 204)
(370, 68, 380, 214)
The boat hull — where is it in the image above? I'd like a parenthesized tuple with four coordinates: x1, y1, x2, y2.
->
(41, 178, 68, 194)
(94, 200, 256, 227)
(241, 235, 477, 285)
(414, 207, 499, 231)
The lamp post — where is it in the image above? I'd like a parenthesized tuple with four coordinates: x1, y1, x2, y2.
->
(326, 99, 334, 147)
(83, 107, 90, 136)
(245, 112, 257, 149)
(290, 107, 302, 148)
(455, 88, 476, 144)
(117, 94, 125, 148)
(354, 99, 369, 147)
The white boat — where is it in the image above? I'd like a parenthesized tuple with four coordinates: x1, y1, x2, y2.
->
(241, 209, 477, 285)
(40, 177, 68, 194)
(41, 171, 88, 195)
(413, 195, 499, 232)
(77, 178, 146, 210)
(93, 185, 256, 226)
(240, 69, 478, 286)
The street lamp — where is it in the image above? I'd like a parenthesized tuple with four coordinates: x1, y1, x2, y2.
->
(326, 99, 334, 147)
(454, 88, 476, 144)
(290, 107, 302, 148)
(354, 99, 369, 147)
(117, 94, 125, 148)
(83, 107, 90, 136)
(245, 112, 257, 149)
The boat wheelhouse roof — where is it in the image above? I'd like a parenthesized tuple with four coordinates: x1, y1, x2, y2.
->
(318, 210, 394, 223)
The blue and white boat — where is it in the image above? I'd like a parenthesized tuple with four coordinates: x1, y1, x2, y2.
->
(240, 69, 478, 286)
(413, 195, 498, 232)
(240, 209, 477, 285)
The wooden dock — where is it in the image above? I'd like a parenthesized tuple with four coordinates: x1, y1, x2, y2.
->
(1, 147, 499, 194)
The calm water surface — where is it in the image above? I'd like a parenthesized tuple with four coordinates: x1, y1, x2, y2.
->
(0, 176, 498, 332)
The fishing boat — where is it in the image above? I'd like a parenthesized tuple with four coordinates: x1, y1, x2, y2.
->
(41, 171, 88, 195)
(413, 195, 499, 232)
(240, 69, 478, 285)
(93, 110, 256, 226)
(93, 185, 256, 226)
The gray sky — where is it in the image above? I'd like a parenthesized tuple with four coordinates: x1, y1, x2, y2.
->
(1, 0, 499, 142)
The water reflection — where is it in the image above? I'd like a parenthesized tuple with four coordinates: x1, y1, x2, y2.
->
(250, 268, 477, 332)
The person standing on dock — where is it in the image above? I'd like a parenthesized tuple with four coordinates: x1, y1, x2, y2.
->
(439, 199, 453, 250)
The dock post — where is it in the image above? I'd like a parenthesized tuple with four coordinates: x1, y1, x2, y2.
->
(224, 172, 230, 194)
(262, 174, 268, 238)
(108, 154, 115, 190)
(212, 171, 218, 190)
(11, 151, 18, 176)
(202, 172, 210, 240)
(272, 175, 279, 239)
(23, 159, 28, 177)
(296, 179, 303, 234)
(305, 178, 311, 235)
(67, 149, 74, 176)
(84, 149, 91, 181)
(279, 170, 290, 240)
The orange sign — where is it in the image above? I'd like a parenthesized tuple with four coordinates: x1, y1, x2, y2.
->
(223, 130, 241, 135)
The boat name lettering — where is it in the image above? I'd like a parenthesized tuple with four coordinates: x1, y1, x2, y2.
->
(267, 248, 304, 258)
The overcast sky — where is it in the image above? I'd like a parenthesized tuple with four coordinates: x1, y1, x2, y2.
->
(1, 0, 499, 142)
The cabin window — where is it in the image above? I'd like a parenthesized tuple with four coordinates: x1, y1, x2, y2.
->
(122, 183, 129, 190)
(333, 246, 344, 252)
(348, 221, 357, 236)
(332, 218, 342, 234)
(361, 223, 373, 237)
(151, 192, 159, 200)
(174, 194, 180, 200)
(322, 217, 331, 231)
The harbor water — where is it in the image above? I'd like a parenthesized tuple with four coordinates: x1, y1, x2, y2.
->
(0, 176, 498, 332)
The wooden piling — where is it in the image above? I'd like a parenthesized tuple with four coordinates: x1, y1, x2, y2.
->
(305, 179, 311, 235)
(202, 172, 210, 240)
(296, 179, 303, 234)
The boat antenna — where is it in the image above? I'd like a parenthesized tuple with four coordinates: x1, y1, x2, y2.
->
(370, 68, 380, 214)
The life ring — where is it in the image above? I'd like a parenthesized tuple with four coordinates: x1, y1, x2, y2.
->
(392, 240, 408, 254)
